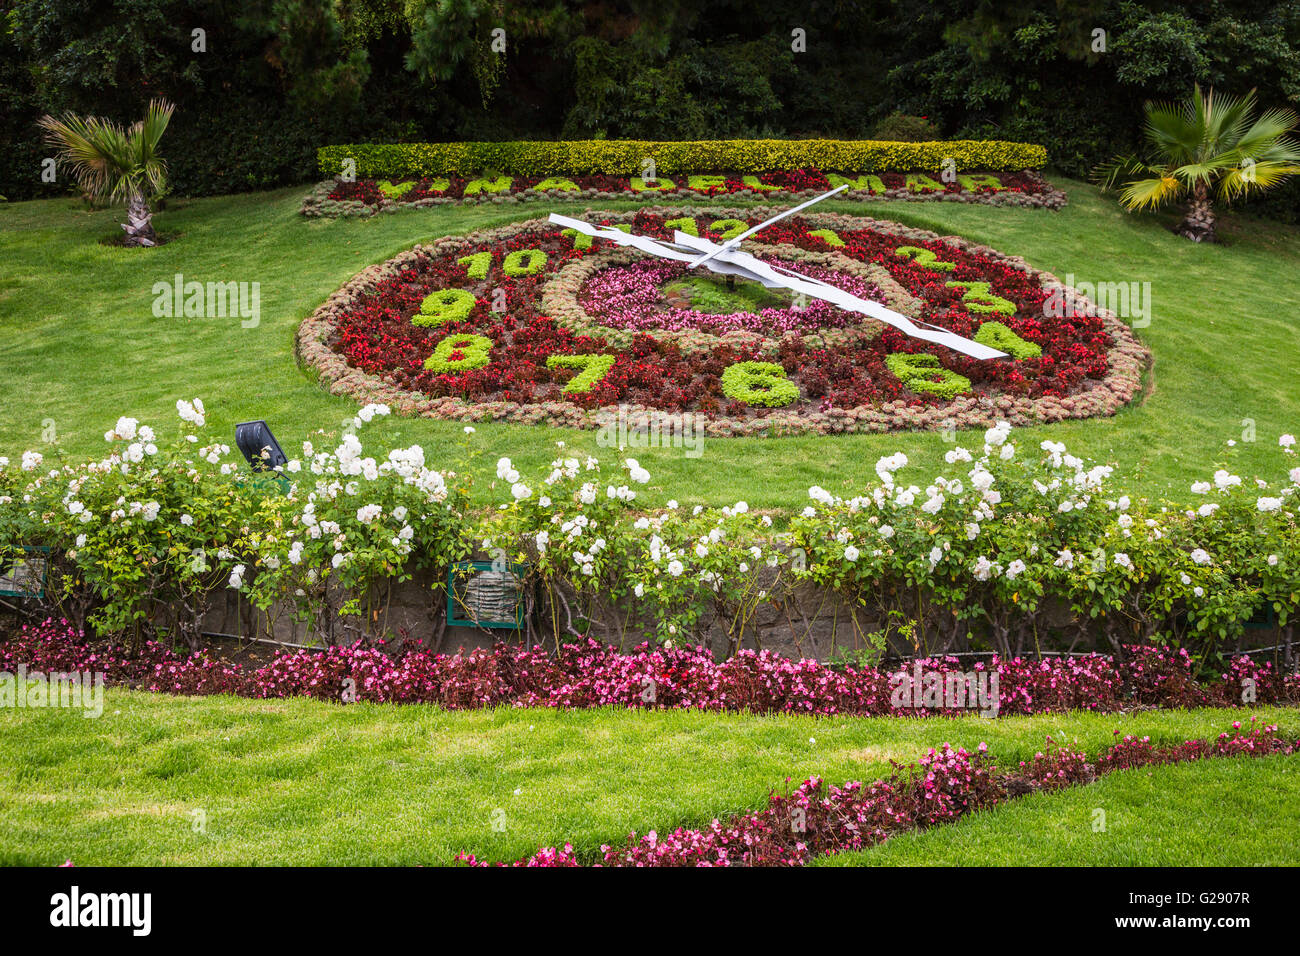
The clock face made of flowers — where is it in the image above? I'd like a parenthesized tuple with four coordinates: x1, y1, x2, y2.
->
(299, 206, 1149, 436)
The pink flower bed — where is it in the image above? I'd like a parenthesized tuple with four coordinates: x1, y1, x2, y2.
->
(4, 620, 1296, 717)
(576, 257, 883, 337)
(457, 721, 1298, 866)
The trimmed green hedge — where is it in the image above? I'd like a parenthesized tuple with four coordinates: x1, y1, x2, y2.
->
(317, 139, 1047, 179)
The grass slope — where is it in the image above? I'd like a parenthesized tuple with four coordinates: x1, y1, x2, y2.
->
(1, 182, 1298, 509)
(815, 751, 1300, 866)
(0, 687, 1294, 865)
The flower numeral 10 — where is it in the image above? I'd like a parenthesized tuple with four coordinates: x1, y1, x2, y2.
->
(457, 252, 493, 279)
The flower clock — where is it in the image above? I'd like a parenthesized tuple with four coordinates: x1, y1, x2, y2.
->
(299, 205, 1149, 435)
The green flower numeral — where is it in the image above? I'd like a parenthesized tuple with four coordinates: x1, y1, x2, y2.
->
(664, 217, 699, 237)
(721, 361, 799, 407)
(546, 353, 617, 394)
(630, 176, 676, 191)
(885, 352, 972, 399)
(973, 321, 1042, 359)
(905, 174, 944, 192)
(503, 249, 548, 276)
(563, 223, 632, 249)
(561, 228, 592, 250)
(807, 228, 845, 247)
(946, 280, 1016, 315)
(425, 333, 493, 373)
(535, 177, 579, 191)
(377, 179, 415, 199)
(708, 219, 748, 241)
(458, 252, 493, 279)
(463, 175, 513, 195)
(827, 173, 886, 192)
(957, 174, 1006, 192)
(415, 288, 477, 327)
(895, 245, 956, 271)
(688, 175, 727, 191)
(741, 175, 780, 191)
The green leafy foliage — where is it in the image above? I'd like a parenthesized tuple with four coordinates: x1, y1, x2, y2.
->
(317, 139, 1049, 179)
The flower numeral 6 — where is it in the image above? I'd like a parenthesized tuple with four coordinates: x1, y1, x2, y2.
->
(720, 361, 799, 407)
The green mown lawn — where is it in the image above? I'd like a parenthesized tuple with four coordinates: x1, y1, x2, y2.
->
(0, 688, 1295, 865)
(1, 181, 1299, 509)
(815, 751, 1300, 867)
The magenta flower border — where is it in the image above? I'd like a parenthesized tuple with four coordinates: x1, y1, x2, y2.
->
(456, 721, 1297, 866)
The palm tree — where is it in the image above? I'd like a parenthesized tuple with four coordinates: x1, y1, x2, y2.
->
(1096, 85, 1300, 242)
(38, 99, 175, 247)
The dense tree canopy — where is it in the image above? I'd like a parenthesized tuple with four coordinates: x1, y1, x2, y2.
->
(3, 0, 1299, 218)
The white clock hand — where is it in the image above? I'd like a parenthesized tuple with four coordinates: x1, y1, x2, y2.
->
(546, 213, 1009, 359)
(686, 184, 849, 270)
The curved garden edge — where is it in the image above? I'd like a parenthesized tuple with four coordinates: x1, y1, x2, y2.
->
(294, 207, 1151, 437)
(456, 720, 1298, 866)
(298, 171, 1068, 219)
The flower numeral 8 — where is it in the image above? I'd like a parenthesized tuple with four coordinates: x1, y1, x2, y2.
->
(425, 333, 493, 373)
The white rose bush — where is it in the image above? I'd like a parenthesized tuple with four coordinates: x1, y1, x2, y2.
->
(2, 400, 1299, 674)
(0, 402, 470, 650)
(790, 425, 1300, 663)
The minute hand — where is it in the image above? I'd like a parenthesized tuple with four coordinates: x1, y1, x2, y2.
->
(687, 184, 849, 270)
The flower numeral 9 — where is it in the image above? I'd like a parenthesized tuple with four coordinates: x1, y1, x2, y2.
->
(415, 288, 476, 327)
